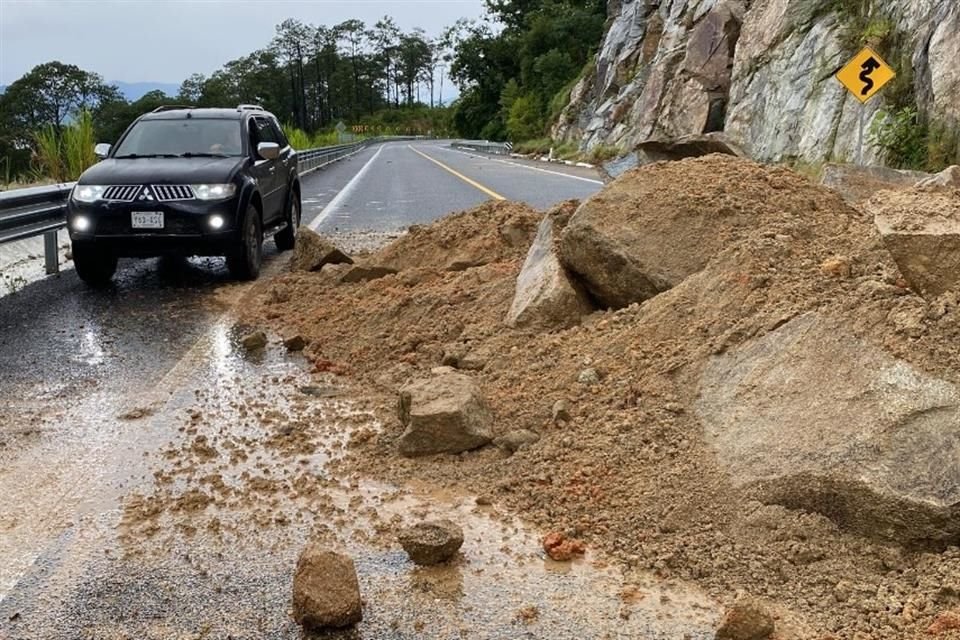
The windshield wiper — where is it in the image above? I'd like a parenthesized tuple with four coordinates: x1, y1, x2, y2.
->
(178, 152, 230, 158)
(114, 153, 179, 159)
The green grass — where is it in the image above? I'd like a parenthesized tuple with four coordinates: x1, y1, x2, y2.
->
(62, 111, 96, 180)
(32, 126, 64, 182)
(282, 124, 313, 150)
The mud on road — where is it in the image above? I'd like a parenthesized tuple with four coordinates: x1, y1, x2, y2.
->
(0, 238, 720, 640)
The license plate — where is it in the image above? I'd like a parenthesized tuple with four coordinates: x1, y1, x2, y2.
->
(131, 211, 164, 229)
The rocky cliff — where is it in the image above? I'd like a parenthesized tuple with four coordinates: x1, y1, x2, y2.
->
(553, 0, 960, 165)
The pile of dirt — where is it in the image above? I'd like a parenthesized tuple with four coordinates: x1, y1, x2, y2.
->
(240, 155, 960, 639)
(374, 200, 539, 272)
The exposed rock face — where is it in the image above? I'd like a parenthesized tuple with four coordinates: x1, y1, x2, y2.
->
(397, 370, 494, 456)
(291, 228, 353, 272)
(397, 520, 464, 565)
(696, 312, 960, 545)
(870, 189, 960, 298)
(291, 546, 363, 629)
(555, 0, 960, 166)
(506, 213, 593, 329)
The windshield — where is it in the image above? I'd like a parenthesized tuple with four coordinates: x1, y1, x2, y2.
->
(113, 118, 243, 158)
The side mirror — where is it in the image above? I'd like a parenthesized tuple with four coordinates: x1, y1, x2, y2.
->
(94, 143, 111, 159)
(257, 142, 280, 160)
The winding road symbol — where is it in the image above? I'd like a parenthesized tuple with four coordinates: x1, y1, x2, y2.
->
(836, 46, 896, 103)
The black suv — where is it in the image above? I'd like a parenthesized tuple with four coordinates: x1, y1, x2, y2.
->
(67, 104, 301, 284)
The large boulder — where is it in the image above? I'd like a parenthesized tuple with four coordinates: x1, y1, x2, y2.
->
(397, 369, 493, 456)
(505, 213, 593, 329)
(635, 133, 747, 163)
(290, 228, 353, 272)
(695, 312, 960, 545)
(560, 155, 838, 309)
(869, 189, 960, 298)
(292, 545, 363, 629)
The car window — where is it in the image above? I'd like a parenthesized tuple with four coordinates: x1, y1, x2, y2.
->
(270, 118, 289, 148)
(252, 117, 280, 145)
(113, 118, 243, 157)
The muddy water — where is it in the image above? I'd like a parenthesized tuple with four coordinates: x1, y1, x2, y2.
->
(1, 282, 721, 639)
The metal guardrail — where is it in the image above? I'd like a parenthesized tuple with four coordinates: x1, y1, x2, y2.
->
(0, 183, 75, 274)
(451, 140, 513, 156)
(0, 138, 417, 277)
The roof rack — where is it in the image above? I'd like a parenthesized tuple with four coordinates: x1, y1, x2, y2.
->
(150, 105, 194, 113)
(237, 103, 265, 111)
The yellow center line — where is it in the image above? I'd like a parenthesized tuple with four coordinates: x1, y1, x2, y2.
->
(407, 145, 506, 201)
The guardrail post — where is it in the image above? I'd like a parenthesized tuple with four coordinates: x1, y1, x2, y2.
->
(44, 230, 59, 274)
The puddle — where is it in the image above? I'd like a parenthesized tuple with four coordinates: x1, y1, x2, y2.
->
(1, 303, 720, 638)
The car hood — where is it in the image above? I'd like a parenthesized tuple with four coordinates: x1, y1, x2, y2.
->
(79, 156, 246, 185)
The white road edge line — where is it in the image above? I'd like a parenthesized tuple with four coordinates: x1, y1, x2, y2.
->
(439, 146, 605, 185)
(307, 144, 386, 231)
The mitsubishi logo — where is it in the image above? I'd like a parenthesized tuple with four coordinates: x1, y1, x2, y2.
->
(139, 186, 154, 201)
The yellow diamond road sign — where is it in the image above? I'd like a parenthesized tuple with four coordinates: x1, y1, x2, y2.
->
(836, 46, 896, 103)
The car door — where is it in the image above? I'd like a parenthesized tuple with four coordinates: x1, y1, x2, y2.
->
(249, 116, 284, 223)
(267, 116, 297, 188)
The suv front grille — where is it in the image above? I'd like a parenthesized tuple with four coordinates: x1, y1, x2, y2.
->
(152, 185, 195, 201)
(101, 184, 196, 202)
(102, 185, 140, 201)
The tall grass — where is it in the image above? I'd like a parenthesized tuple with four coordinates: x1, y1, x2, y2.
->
(282, 124, 313, 150)
(63, 111, 97, 180)
(32, 126, 65, 182)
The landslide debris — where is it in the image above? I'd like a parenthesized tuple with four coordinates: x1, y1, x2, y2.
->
(242, 155, 960, 639)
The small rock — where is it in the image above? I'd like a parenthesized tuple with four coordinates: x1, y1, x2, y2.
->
(283, 333, 307, 352)
(578, 368, 600, 385)
(820, 256, 851, 278)
(493, 429, 540, 453)
(475, 495, 493, 506)
(398, 520, 464, 565)
(715, 598, 775, 640)
(240, 330, 267, 351)
(339, 264, 398, 284)
(292, 545, 363, 629)
(397, 370, 493, 456)
(290, 228, 353, 272)
(542, 531, 586, 561)
(917, 165, 960, 189)
(928, 610, 960, 635)
(552, 399, 571, 423)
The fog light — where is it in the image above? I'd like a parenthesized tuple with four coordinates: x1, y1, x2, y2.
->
(209, 215, 225, 230)
(72, 216, 91, 232)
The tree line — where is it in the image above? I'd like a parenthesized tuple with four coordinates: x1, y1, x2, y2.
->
(0, 1, 607, 183)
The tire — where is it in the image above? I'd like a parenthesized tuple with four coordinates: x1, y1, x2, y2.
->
(72, 243, 117, 286)
(226, 204, 263, 280)
(274, 191, 300, 252)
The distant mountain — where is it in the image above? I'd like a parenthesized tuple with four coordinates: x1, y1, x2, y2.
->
(112, 81, 180, 101)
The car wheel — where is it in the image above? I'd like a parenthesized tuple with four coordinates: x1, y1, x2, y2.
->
(72, 243, 117, 286)
(274, 192, 300, 252)
(226, 204, 262, 280)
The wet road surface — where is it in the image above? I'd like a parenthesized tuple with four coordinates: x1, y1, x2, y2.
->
(0, 142, 722, 638)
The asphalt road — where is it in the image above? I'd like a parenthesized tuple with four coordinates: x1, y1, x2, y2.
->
(306, 141, 603, 233)
(0, 142, 698, 640)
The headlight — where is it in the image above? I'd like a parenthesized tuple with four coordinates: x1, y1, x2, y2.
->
(191, 184, 236, 200)
(72, 185, 106, 203)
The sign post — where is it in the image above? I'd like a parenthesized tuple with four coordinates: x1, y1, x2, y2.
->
(836, 46, 896, 166)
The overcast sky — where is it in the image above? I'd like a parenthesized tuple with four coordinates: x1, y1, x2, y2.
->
(0, 0, 488, 86)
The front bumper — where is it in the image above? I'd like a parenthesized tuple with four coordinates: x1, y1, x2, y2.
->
(68, 197, 241, 257)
